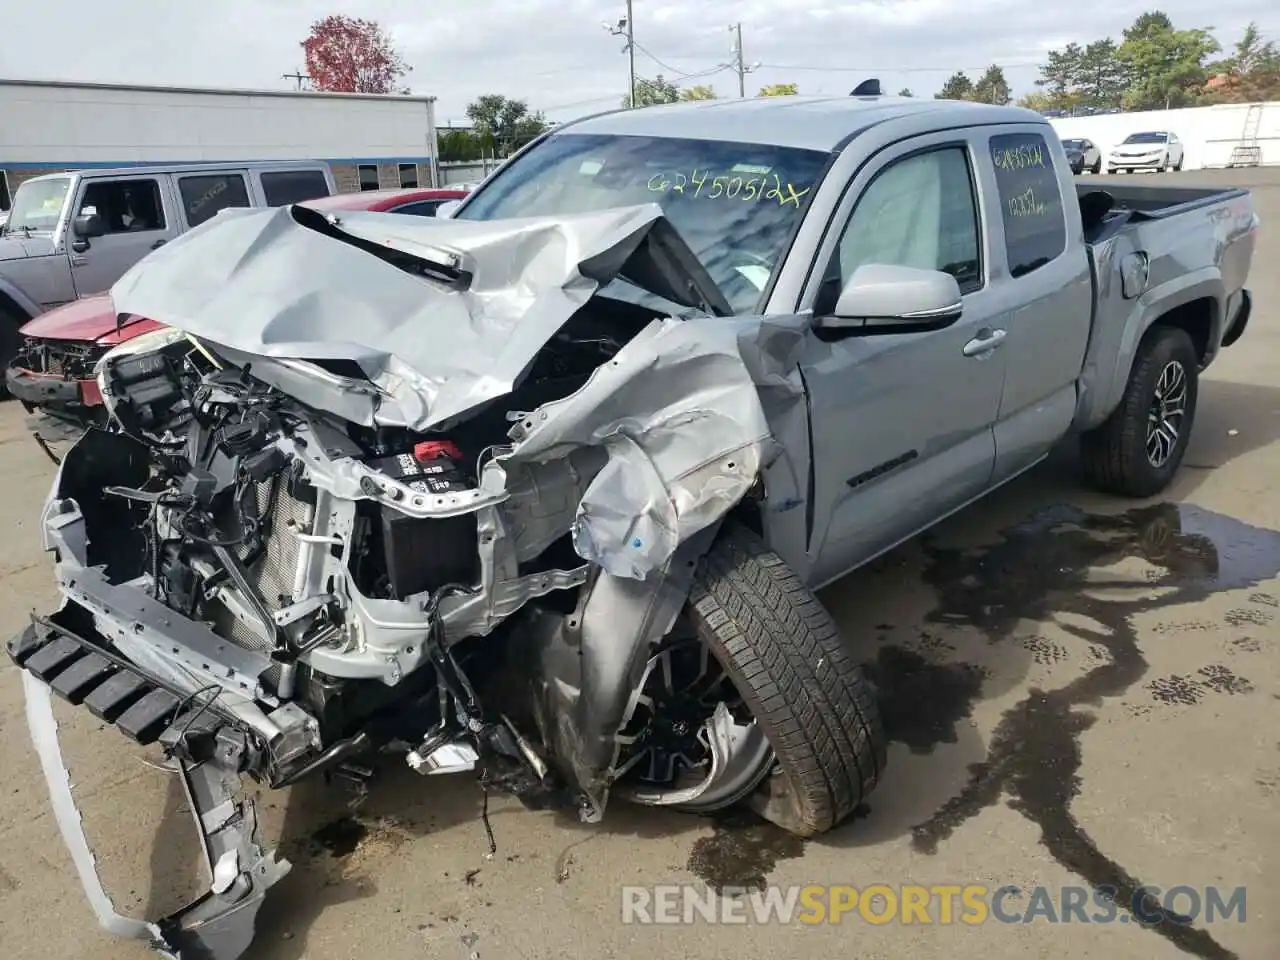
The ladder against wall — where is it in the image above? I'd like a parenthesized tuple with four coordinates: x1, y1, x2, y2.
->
(1227, 103, 1264, 167)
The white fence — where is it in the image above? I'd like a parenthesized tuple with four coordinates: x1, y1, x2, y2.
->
(1049, 101, 1279, 170)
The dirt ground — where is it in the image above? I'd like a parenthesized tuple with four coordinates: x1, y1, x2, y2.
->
(1, 167, 1278, 960)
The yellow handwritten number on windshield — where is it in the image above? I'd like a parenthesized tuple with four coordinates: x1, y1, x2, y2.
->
(648, 168, 810, 208)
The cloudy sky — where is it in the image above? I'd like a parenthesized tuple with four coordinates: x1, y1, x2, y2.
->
(4, 0, 1277, 123)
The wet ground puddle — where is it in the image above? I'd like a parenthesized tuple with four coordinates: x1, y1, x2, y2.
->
(905, 503, 1279, 960)
(688, 503, 1279, 959)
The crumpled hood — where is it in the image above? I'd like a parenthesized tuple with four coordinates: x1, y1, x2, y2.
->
(110, 202, 730, 431)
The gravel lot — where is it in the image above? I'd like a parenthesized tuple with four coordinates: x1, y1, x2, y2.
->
(1, 167, 1277, 960)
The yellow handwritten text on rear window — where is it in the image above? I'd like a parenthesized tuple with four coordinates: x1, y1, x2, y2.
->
(992, 142, 1046, 170)
(1008, 187, 1047, 218)
(646, 169, 811, 208)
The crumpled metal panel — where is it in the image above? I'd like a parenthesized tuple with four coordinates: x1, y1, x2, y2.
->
(109, 202, 775, 580)
(502, 316, 769, 579)
(111, 202, 697, 432)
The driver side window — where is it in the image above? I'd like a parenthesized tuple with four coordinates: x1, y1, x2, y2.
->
(818, 147, 982, 312)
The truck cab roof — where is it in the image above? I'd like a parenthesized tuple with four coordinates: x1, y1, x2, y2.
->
(560, 95, 1048, 152)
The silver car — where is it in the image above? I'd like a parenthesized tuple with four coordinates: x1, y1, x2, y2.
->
(1060, 137, 1102, 174)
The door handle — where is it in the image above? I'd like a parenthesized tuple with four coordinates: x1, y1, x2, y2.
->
(150, 238, 167, 250)
(962, 327, 1007, 358)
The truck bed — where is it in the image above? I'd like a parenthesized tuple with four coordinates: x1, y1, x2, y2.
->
(1070, 176, 1256, 433)
(1074, 181, 1249, 245)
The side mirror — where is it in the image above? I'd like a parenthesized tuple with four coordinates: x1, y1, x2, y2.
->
(435, 200, 462, 219)
(818, 264, 963, 332)
(72, 213, 107, 239)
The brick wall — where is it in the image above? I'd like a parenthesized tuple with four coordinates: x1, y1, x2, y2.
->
(329, 162, 360, 194)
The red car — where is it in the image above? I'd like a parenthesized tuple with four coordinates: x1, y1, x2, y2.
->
(5, 187, 468, 452)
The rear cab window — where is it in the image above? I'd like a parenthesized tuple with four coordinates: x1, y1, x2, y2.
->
(178, 173, 250, 228)
(988, 132, 1066, 278)
(260, 169, 331, 206)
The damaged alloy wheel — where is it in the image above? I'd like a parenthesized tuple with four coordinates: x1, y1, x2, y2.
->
(613, 637, 776, 811)
(617, 523, 887, 836)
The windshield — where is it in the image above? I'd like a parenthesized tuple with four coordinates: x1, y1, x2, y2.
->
(1123, 132, 1168, 144)
(4, 177, 71, 233)
(1061, 139, 1085, 150)
(457, 133, 830, 314)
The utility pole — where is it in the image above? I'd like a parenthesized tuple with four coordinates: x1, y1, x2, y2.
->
(729, 23, 757, 98)
(282, 70, 311, 91)
(607, 1, 636, 108)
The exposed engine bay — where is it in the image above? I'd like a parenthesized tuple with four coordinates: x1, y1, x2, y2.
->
(10, 201, 798, 960)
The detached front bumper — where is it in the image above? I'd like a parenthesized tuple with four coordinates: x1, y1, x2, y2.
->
(6, 365, 104, 453)
(8, 615, 290, 960)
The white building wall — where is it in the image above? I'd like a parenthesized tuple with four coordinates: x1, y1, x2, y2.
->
(1049, 101, 1280, 170)
(0, 79, 438, 169)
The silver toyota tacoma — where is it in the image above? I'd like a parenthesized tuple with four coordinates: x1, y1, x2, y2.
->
(8, 91, 1257, 959)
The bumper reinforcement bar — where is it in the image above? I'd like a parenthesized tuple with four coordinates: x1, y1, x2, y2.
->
(9, 617, 291, 960)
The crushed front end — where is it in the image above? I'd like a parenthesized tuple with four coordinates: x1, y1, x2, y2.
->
(6, 335, 110, 455)
(10, 202, 779, 960)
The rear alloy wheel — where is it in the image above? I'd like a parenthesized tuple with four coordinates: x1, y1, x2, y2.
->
(614, 523, 886, 836)
(1080, 325, 1199, 498)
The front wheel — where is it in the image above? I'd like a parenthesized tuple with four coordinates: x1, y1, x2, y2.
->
(0, 305, 27, 401)
(615, 523, 886, 836)
(1091, 158, 1103, 174)
(1080, 325, 1199, 497)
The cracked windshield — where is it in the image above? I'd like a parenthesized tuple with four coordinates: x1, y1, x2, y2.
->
(458, 133, 828, 314)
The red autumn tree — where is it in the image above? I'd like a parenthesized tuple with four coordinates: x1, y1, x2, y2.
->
(301, 16, 410, 94)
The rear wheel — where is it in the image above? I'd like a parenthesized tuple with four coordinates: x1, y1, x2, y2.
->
(616, 523, 886, 836)
(1080, 325, 1199, 498)
(1091, 157, 1103, 174)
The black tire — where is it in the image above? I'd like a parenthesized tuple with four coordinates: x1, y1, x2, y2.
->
(0, 304, 26, 401)
(1091, 158, 1102, 174)
(687, 522, 885, 836)
(1080, 325, 1199, 498)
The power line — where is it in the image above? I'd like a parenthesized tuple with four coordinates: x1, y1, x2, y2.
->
(632, 40, 729, 79)
(541, 93, 625, 113)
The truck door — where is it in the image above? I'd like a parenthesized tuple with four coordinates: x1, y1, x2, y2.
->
(794, 131, 1008, 588)
(68, 175, 178, 298)
(980, 127, 1093, 484)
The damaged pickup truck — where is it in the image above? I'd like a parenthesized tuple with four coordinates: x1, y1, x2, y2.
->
(8, 92, 1256, 959)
